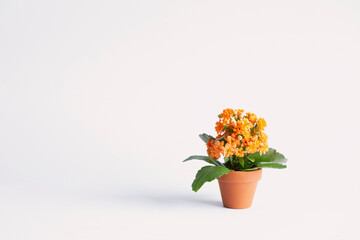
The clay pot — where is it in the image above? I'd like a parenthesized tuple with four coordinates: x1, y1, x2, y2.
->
(217, 169, 262, 209)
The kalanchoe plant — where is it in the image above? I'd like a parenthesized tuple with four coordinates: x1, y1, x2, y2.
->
(184, 109, 287, 192)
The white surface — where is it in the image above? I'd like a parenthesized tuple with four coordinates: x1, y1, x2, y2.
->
(1, 0, 360, 239)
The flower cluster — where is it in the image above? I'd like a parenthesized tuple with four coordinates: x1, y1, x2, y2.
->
(207, 109, 268, 159)
(206, 139, 224, 160)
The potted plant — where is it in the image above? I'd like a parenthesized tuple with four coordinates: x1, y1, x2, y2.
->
(184, 108, 287, 209)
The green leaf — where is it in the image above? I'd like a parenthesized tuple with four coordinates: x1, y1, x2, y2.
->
(215, 135, 227, 142)
(247, 148, 287, 164)
(243, 158, 255, 170)
(258, 163, 287, 169)
(239, 157, 245, 167)
(199, 133, 214, 143)
(192, 166, 231, 192)
(245, 163, 287, 171)
(183, 155, 223, 167)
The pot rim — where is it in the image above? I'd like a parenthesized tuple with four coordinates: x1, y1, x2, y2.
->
(229, 168, 262, 173)
(217, 168, 262, 183)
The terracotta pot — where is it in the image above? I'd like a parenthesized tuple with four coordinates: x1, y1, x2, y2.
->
(217, 169, 262, 209)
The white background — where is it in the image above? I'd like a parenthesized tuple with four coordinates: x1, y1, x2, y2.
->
(1, 0, 360, 239)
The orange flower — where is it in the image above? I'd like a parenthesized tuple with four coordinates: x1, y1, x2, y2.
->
(214, 108, 268, 158)
(246, 112, 258, 124)
(257, 118, 267, 130)
(215, 121, 223, 133)
(206, 139, 224, 160)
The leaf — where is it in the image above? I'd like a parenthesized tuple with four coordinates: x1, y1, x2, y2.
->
(183, 155, 223, 167)
(243, 158, 255, 170)
(199, 133, 214, 143)
(239, 157, 244, 167)
(245, 163, 287, 171)
(247, 148, 287, 164)
(258, 163, 287, 169)
(192, 166, 231, 192)
(215, 135, 228, 142)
